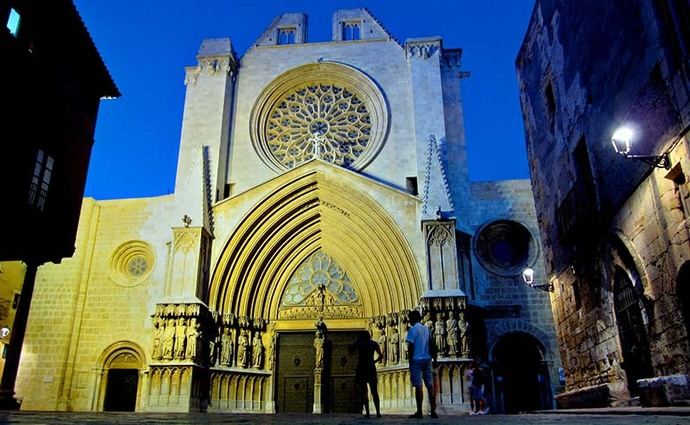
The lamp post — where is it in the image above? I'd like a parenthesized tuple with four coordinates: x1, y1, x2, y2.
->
(522, 267, 553, 292)
(611, 126, 671, 169)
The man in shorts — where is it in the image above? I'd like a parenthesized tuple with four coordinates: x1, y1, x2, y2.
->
(405, 310, 438, 419)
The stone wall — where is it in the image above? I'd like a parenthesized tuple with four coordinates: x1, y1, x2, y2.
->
(517, 0, 690, 405)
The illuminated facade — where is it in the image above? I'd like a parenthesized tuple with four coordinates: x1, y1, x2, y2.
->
(13, 9, 559, 414)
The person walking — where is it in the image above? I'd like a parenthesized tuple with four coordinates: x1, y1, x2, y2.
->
(350, 331, 383, 418)
(405, 310, 438, 419)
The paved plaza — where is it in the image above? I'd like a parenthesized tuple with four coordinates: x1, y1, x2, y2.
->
(0, 412, 688, 425)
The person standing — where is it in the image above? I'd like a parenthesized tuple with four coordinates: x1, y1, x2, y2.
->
(350, 331, 383, 418)
(406, 310, 438, 419)
(466, 361, 486, 415)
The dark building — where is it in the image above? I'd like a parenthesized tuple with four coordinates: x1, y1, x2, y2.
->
(0, 0, 118, 407)
(517, 0, 690, 408)
(1, 0, 119, 264)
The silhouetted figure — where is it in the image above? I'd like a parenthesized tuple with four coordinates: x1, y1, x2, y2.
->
(350, 331, 383, 418)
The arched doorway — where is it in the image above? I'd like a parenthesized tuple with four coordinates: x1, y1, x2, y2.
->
(613, 267, 653, 396)
(492, 332, 550, 413)
(208, 165, 423, 413)
(98, 342, 145, 412)
(677, 261, 690, 348)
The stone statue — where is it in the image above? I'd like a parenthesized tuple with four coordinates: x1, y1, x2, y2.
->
(459, 312, 470, 357)
(237, 330, 249, 368)
(389, 328, 400, 364)
(424, 312, 434, 332)
(220, 327, 233, 366)
(314, 329, 325, 369)
(377, 328, 387, 366)
(162, 318, 176, 360)
(152, 318, 163, 360)
(446, 311, 458, 357)
(252, 332, 264, 368)
(266, 335, 275, 371)
(435, 313, 446, 356)
(402, 324, 410, 361)
(185, 318, 197, 360)
(174, 317, 187, 360)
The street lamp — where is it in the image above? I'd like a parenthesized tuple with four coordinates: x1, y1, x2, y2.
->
(522, 267, 553, 292)
(611, 126, 670, 169)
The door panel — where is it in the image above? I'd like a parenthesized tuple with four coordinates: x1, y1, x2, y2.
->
(276, 333, 315, 413)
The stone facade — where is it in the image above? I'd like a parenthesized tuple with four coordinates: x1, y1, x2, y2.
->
(8, 8, 558, 414)
(517, 0, 690, 407)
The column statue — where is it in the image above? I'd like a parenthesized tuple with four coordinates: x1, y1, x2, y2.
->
(314, 329, 325, 369)
(252, 332, 264, 369)
(174, 317, 187, 360)
(152, 318, 163, 360)
(446, 311, 458, 357)
(162, 318, 175, 360)
(220, 327, 233, 366)
(237, 329, 249, 368)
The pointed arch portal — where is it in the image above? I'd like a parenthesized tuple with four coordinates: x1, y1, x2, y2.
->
(209, 167, 422, 324)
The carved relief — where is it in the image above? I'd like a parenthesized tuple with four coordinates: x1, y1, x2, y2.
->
(427, 225, 452, 247)
(279, 251, 362, 319)
(174, 231, 196, 253)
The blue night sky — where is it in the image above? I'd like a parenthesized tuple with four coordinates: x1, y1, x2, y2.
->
(74, 0, 535, 200)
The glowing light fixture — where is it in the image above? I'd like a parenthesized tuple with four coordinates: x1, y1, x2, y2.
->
(522, 267, 553, 292)
(611, 126, 670, 169)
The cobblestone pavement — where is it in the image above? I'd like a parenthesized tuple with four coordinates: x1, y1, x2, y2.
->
(0, 412, 688, 425)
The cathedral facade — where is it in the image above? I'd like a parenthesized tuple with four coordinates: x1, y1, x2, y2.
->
(13, 9, 559, 414)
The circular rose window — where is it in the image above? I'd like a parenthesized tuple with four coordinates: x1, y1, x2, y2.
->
(250, 62, 389, 172)
(473, 220, 538, 277)
(108, 240, 155, 287)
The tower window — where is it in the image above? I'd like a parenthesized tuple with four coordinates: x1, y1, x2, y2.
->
(544, 82, 556, 132)
(406, 177, 418, 196)
(28, 149, 54, 211)
(342, 21, 361, 41)
(6, 8, 20, 37)
(277, 28, 296, 45)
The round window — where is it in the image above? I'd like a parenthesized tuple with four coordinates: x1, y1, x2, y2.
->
(250, 62, 389, 172)
(108, 241, 155, 287)
(474, 220, 538, 277)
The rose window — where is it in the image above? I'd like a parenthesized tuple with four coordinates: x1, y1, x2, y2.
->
(281, 251, 359, 307)
(266, 84, 372, 169)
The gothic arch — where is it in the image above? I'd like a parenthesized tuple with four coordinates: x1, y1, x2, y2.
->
(95, 341, 146, 412)
(209, 165, 422, 320)
(486, 319, 551, 362)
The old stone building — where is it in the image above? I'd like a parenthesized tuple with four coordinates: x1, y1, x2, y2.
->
(0, 0, 118, 408)
(517, 0, 690, 408)
(10, 9, 558, 414)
